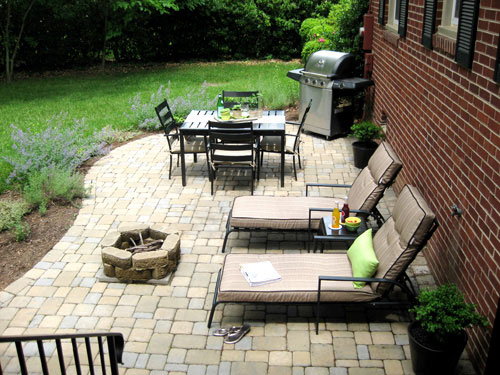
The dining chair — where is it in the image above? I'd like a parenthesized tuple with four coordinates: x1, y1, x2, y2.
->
(259, 99, 312, 180)
(222, 90, 260, 109)
(206, 121, 258, 195)
(155, 100, 206, 179)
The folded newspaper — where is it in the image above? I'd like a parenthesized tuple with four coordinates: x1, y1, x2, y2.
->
(240, 261, 282, 287)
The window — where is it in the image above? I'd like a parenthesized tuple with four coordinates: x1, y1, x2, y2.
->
(451, 0, 462, 26)
(387, 0, 407, 36)
(439, 0, 461, 38)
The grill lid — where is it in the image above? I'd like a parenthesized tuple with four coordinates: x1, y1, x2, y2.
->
(304, 50, 355, 79)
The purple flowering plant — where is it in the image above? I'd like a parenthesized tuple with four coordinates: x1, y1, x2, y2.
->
(2, 112, 111, 185)
(124, 81, 218, 130)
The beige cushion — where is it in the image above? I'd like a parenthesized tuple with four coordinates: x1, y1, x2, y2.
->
(218, 254, 378, 303)
(230, 196, 345, 230)
(347, 142, 402, 211)
(170, 137, 206, 153)
(371, 185, 436, 295)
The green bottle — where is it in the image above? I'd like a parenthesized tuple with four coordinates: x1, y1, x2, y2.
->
(217, 94, 224, 118)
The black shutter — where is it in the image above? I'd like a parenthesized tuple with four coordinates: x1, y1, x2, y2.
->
(422, 0, 437, 49)
(455, 0, 480, 69)
(379, 0, 386, 25)
(398, 0, 409, 37)
(494, 33, 500, 84)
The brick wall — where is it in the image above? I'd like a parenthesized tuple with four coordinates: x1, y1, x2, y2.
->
(370, 0, 500, 372)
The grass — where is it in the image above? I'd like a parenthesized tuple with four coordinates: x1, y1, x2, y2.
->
(0, 60, 301, 192)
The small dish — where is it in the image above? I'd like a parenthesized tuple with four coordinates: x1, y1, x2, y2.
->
(328, 224, 343, 230)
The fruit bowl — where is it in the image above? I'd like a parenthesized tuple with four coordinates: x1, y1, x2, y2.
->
(344, 217, 361, 232)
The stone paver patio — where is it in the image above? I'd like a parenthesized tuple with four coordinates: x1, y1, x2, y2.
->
(0, 132, 476, 374)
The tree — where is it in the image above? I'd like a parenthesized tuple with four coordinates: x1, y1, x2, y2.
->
(1, 0, 36, 82)
(99, 0, 203, 68)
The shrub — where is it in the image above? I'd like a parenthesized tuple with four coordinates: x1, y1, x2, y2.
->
(0, 200, 30, 232)
(124, 81, 218, 130)
(300, 0, 369, 71)
(2, 113, 111, 186)
(350, 121, 385, 144)
(409, 284, 488, 343)
(23, 167, 87, 215)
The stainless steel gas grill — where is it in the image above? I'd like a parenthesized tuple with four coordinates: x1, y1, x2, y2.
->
(287, 50, 374, 139)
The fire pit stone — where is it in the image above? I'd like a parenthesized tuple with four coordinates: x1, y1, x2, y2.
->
(101, 224, 180, 282)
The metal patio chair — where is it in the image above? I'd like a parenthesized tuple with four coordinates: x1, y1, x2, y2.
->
(259, 99, 312, 180)
(155, 99, 206, 179)
(206, 121, 259, 195)
(222, 90, 260, 109)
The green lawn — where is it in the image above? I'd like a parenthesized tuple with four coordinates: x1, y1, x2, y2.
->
(0, 60, 301, 192)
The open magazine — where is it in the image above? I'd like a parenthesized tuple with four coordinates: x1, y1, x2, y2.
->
(240, 261, 282, 287)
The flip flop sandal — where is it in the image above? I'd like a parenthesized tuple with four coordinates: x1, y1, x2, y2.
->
(213, 326, 241, 337)
(224, 324, 251, 344)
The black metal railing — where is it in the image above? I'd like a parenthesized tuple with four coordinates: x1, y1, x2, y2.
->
(0, 332, 124, 375)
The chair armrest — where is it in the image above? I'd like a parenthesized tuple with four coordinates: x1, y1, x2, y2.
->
(350, 209, 371, 216)
(317, 276, 415, 301)
(306, 183, 352, 196)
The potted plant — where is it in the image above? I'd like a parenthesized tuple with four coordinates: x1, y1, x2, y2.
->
(408, 284, 488, 375)
(350, 121, 385, 168)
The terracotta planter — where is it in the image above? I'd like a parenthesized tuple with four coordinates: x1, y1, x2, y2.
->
(352, 141, 377, 168)
(408, 322, 467, 375)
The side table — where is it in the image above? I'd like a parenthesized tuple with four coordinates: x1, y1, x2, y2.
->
(312, 216, 368, 253)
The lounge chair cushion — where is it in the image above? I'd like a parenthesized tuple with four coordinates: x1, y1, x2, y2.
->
(371, 185, 436, 294)
(347, 142, 402, 212)
(218, 254, 378, 303)
(230, 196, 344, 230)
(347, 229, 379, 288)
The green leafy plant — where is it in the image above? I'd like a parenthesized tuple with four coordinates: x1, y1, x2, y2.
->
(23, 167, 88, 215)
(409, 284, 488, 343)
(350, 121, 385, 144)
(0, 200, 30, 232)
(13, 222, 30, 242)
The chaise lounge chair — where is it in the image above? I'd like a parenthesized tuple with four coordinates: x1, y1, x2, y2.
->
(221, 141, 403, 252)
(208, 185, 439, 332)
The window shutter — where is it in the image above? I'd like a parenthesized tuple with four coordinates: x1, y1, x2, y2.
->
(398, 0, 409, 37)
(422, 0, 437, 49)
(494, 33, 500, 83)
(378, 0, 386, 25)
(455, 0, 480, 69)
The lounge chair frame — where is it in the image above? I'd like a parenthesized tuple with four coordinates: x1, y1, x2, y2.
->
(221, 180, 391, 253)
(209, 217, 437, 332)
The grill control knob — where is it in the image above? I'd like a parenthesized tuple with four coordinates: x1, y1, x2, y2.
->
(312, 80, 317, 85)
(320, 81, 324, 87)
(305, 78, 310, 84)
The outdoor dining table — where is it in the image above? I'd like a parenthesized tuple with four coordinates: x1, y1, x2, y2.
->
(179, 109, 286, 187)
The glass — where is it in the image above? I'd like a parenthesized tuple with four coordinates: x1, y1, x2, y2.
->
(241, 103, 250, 117)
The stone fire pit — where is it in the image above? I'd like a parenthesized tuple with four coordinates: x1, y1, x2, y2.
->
(100, 224, 180, 282)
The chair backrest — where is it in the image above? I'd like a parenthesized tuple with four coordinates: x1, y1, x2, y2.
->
(0, 332, 124, 375)
(347, 141, 403, 212)
(222, 90, 259, 109)
(208, 121, 255, 164)
(155, 100, 178, 149)
(293, 99, 313, 152)
(371, 185, 438, 295)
